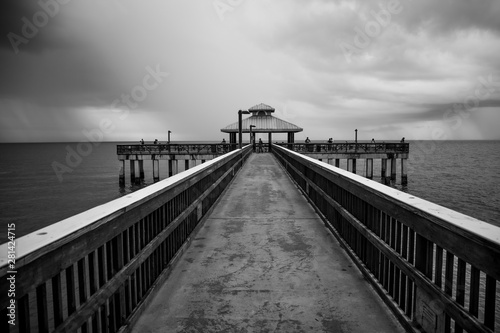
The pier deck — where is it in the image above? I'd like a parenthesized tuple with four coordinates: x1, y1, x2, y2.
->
(131, 153, 404, 332)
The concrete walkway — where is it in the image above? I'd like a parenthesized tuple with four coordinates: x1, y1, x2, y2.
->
(132, 153, 404, 333)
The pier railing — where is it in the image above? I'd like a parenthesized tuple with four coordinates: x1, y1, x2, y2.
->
(272, 144, 499, 333)
(275, 142, 409, 154)
(0, 146, 252, 333)
(117, 143, 239, 155)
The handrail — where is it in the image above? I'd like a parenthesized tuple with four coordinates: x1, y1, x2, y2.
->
(275, 142, 409, 154)
(117, 143, 239, 155)
(272, 144, 499, 333)
(0, 145, 252, 332)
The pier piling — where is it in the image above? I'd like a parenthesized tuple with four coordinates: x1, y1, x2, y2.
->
(381, 158, 387, 179)
(366, 158, 373, 179)
(130, 160, 136, 184)
(153, 160, 159, 182)
(401, 158, 408, 185)
(390, 158, 397, 181)
(168, 160, 173, 177)
(119, 160, 125, 186)
(139, 160, 145, 179)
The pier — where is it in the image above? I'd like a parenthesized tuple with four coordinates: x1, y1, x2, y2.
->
(118, 103, 410, 186)
(1, 144, 499, 333)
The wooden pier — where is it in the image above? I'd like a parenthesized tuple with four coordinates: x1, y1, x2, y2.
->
(117, 143, 237, 185)
(276, 142, 410, 184)
(117, 142, 410, 185)
(1, 145, 499, 333)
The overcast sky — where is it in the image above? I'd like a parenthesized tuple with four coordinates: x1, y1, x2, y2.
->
(1, 0, 500, 143)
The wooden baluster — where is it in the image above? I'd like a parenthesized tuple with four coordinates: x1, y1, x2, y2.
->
(484, 275, 496, 330)
(36, 282, 49, 333)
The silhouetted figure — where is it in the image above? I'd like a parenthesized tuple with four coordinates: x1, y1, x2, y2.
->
(258, 138, 263, 153)
(154, 139, 158, 144)
(371, 138, 375, 143)
(401, 137, 405, 143)
(305, 137, 311, 144)
(140, 139, 144, 145)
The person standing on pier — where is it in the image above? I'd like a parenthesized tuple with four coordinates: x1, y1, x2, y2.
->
(258, 138, 263, 153)
(305, 137, 311, 144)
(140, 139, 144, 145)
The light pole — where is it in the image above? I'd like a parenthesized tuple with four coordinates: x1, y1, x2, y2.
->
(355, 129, 358, 144)
(238, 110, 250, 149)
(249, 125, 256, 152)
(168, 130, 171, 144)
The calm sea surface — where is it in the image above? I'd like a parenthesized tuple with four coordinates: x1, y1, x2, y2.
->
(0, 141, 499, 242)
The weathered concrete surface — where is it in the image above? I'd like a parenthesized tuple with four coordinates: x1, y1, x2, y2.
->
(132, 153, 404, 333)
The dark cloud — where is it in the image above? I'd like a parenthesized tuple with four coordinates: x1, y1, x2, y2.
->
(0, 0, 76, 54)
(398, 0, 500, 35)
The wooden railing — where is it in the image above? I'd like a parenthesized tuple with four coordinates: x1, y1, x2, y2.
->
(272, 144, 499, 333)
(117, 143, 239, 155)
(0, 146, 252, 333)
(275, 142, 409, 154)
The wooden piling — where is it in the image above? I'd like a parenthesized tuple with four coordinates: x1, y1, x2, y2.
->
(390, 158, 397, 181)
(138, 160, 145, 179)
(168, 160, 173, 177)
(119, 160, 125, 186)
(153, 160, 159, 182)
(347, 159, 357, 173)
(130, 161, 136, 184)
(381, 158, 387, 178)
(366, 158, 373, 179)
(401, 158, 408, 185)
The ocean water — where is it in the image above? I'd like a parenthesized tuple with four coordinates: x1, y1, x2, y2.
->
(0, 141, 499, 243)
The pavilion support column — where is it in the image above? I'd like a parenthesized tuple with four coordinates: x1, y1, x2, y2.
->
(347, 159, 353, 172)
(366, 158, 373, 179)
(153, 160, 160, 182)
(391, 158, 397, 181)
(119, 160, 125, 186)
(229, 133, 237, 150)
(185, 160, 189, 171)
(130, 160, 136, 184)
(327, 158, 332, 165)
(287, 132, 294, 149)
(138, 160, 145, 179)
(268, 133, 272, 152)
(401, 158, 408, 185)
(335, 159, 340, 168)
